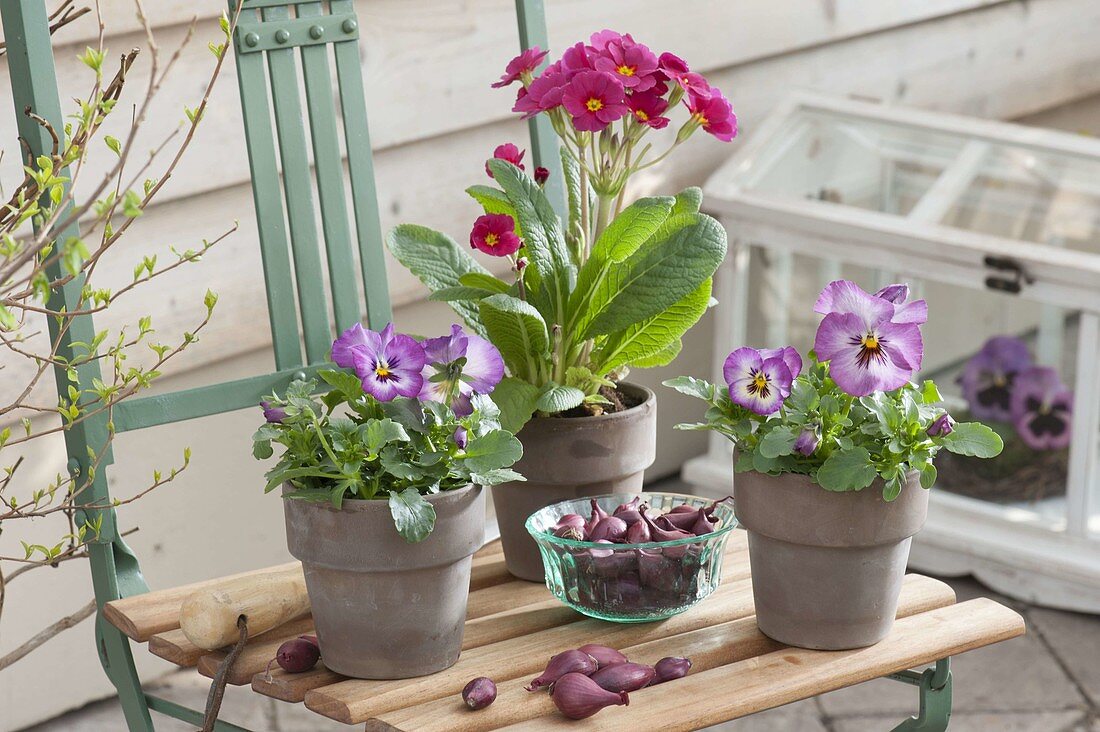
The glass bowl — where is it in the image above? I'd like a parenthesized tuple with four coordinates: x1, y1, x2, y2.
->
(525, 492, 737, 623)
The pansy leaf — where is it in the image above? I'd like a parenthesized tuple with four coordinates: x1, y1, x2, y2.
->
(380, 398, 427, 433)
(463, 429, 523, 473)
(758, 426, 798, 459)
(387, 224, 490, 336)
(883, 472, 906, 502)
(318, 368, 363, 401)
(816, 447, 878, 492)
(920, 462, 938, 489)
(535, 382, 585, 414)
(941, 422, 1004, 458)
(662, 375, 718, 403)
(388, 488, 436, 543)
(470, 468, 526, 485)
(477, 294, 549, 380)
(490, 377, 541, 434)
(363, 418, 410, 458)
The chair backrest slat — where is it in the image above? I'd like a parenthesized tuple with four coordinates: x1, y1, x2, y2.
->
(234, 44, 304, 369)
(260, 3, 333, 363)
(330, 0, 392, 328)
(296, 1, 361, 333)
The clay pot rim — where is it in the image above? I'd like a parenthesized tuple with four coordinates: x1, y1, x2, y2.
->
(525, 491, 738, 549)
(281, 482, 478, 512)
(527, 382, 654, 424)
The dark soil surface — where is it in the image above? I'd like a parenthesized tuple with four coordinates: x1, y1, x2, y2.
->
(559, 384, 643, 418)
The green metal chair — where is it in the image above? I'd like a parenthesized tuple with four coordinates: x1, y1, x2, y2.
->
(1, 1, 558, 728)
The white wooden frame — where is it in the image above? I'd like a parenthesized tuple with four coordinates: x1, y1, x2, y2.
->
(686, 92, 1100, 613)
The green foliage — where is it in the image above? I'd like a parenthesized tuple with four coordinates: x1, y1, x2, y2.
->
(254, 375, 524, 542)
(665, 356, 1003, 501)
(388, 160, 725, 431)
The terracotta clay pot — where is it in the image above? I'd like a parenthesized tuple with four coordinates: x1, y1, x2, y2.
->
(734, 469, 929, 650)
(282, 484, 484, 679)
(492, 383, 657, 582)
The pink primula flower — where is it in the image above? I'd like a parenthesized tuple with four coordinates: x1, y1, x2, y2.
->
(686, 88, 737, 142)
(594, 37, 660, 91)
(627, 91, 670, 129)
(562, 71, 629, 132)
(486, 143, 525, 178)
(491, 46, 549, 88)
(512, 68, 568, 118)
(470, 213, 522, 257)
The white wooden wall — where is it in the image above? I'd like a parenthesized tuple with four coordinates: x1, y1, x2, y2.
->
(3, 1, 1100, 727)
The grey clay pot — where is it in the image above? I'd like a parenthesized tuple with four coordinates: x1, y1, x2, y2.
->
(492, 383, 657, 582)
(282, 483, 484, 679)
(734, 468, 929, 650)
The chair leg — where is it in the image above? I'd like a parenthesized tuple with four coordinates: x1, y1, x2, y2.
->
(889, 658, 953, 732)
(95, 614, 155, 731)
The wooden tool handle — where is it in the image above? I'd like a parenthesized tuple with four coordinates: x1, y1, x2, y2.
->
(179, 564, 310, 650)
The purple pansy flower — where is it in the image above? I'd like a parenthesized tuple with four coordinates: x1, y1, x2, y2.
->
(793, 427, 820, 456)
(1010, 366, 1073, 450)
(960, 336, 1033, 422)
(873, 283, 928, 325)
(453, 426, 468, 450)
(333, 323, 426, 402)
(419, 324, 505, 416)
(260, 400, 286, 423)
(723, 346, 794, 415)
(759, 346, 803, 381)
(927, 413, 955, 437)
(813, 280, 925, 397)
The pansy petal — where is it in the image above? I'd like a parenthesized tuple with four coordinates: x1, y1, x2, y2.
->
(815, 313, 912, 396)
(877, 320, 924, 372)
(814, 280, 894, 326)
(422, 324, 468, 364)
(331, 323, 377, 368)
(723, 347, 764, 388)
(893, 298, 928, 325)
(760, 346, 802, 380)
(461, 333, 505, 393)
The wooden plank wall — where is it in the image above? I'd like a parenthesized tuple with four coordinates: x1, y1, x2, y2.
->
(3, 0, 1100, 405)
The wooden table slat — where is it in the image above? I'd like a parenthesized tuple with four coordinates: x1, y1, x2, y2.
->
(496, 598, 1025, 731)
(366, 574, 958, 732)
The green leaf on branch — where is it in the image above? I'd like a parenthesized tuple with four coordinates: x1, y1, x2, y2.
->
(463, 429, 523, 473)
(671, 187, 703, 215)
(630, 340, 682, 368)
(591, 196, 673, 263)
(580, 212, 726, 338)
(428, 286, 497, 302)
(466, 185, 522, 236)
(458, 272, 510, 294)
(817, 447, 878, 492)
(387, 224, 492, 336)
(758, 426, 797, 459)
(592, 279, 710, 373)
(535, 382, 585, 414)
(363, 418, 410, 458)
(491, 377, 541, 434)
(471, 468, 525, 485)
(662, 375, 718, 402)
(478, 294, 549, 379)
(388, 488, 436, 543)
(941, 422, 1004, 458)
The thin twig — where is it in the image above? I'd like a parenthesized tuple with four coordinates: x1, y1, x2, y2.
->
(0, 598, 96, 671)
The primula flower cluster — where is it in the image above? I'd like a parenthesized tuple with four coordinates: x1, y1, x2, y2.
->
(327, 322, 504, 415)
(961, 336, 1073, 450)
(497, 33, 735, 141)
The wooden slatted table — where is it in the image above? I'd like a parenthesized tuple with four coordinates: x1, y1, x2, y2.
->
(104, 531, 1025, 731)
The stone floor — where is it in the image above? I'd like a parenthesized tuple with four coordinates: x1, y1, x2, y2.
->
(23, 477, 1100, 731)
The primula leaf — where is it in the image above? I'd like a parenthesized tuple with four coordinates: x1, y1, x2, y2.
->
(428, 286, 497, 302)
(463, 429, 523, 473)
(816, 447, 878, 492)
(581, 212, 726, 338)
(535, 382, 585, 414)
(478, 294, 549, 379)
(592, 196, 674, 263)
(387, 224, 490, 336)
(630, 340, 682, 368)
(592, 279, 710, 374)
(671, 187, 703, 216)
(941, 422, 1004, 458)
(491, 377, 541, 434)
(487, 159, 574, 316)
(458, 272, 510, 294)
(466, 185, 522, 236)
(758, 426, 798, 459)
(388, 488, 436, 543)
